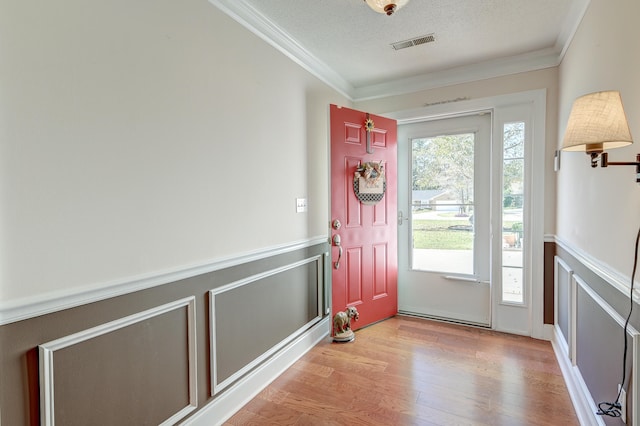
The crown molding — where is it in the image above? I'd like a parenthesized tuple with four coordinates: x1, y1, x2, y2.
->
(208, 0, 355, 99)
(353, 48, 561, 101)
(209, 0, 591, 102)
(556, 0, 592, 60)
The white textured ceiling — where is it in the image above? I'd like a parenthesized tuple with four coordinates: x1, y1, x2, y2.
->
(210, 0, 589, 100)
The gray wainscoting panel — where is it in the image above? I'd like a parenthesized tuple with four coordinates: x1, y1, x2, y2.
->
(0, 241, 329, 425)
(575, 275, 635, 424)
(554, 244, 640, 424)
(555, 257, 571, 348)
(39, 297, 197, 426)
(211, 257, 323, 393)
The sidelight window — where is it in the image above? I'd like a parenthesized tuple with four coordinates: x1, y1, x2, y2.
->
(502, 122, 525, 304)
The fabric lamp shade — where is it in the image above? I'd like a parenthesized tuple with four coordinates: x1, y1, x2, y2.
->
(562, 90, 633, 153)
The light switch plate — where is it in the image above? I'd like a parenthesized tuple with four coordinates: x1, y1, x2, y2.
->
(296, 198, 307, 213)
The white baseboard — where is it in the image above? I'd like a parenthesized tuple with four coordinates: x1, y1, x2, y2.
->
(184, 316, 330, 426)
(551, 328, 603, 426)
(541, 323, 555, 341)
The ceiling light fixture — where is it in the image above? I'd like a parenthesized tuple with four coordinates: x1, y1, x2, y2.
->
(363, 0, 409, 16)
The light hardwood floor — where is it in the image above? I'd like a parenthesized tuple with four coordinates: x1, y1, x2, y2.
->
(225, 316, 579, 425)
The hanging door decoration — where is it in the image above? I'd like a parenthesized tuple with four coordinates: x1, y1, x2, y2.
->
(354, 161, 386, 205)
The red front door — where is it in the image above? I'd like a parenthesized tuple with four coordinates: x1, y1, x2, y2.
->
(330, 104, 398, 330)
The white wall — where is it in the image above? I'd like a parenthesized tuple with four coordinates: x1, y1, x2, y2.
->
(0, 0, 348, 303)
(557, 0, 640, 279)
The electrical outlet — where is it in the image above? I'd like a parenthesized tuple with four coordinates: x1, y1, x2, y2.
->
(619, 384, 627, 424)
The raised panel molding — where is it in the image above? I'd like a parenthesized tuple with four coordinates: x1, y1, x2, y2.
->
(184, 316, 329, 426)
(346, 157, 362, 228)
(1, 241, 330, 425)
(576, 274, 638, 426)
(373, 163, 388, 226)
(209, 257, 323, 395)
(344, 122, 362, 144)
(373, 243, 388, 298)
(552, 269, 638, 426)
(39, 297, 197, 426)
(371, 128, 387, 148)
(347, 247, 363, 305)
(554, 256, 573, 362)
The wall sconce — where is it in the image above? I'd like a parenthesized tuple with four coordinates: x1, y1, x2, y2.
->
(562, 90, 639, 182)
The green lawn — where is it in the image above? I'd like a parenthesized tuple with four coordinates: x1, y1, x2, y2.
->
(412, 219, 473, 250)
(412, 218, 521, 250)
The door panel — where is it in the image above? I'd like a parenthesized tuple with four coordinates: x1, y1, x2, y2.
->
(373, 243, 388, 298)
(346, 248, 362, 305)
(330, 105, 398, 330)
(345, 157, 362, 227)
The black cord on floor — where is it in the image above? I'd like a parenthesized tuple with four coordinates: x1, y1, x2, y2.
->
(596, 225, 640, 418)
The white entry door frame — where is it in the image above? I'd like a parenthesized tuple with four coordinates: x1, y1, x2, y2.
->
(388, 89, 547, 339)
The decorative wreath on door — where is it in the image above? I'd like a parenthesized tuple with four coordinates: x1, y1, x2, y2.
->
(353, 161, 386, 205)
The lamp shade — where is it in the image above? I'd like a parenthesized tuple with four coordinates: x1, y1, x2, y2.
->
(364, 0, 409, 15)
(562, 90, 633, 153)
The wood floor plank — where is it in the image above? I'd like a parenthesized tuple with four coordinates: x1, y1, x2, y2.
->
(237, 398, 302, 425)
(226, 316, 579, 425)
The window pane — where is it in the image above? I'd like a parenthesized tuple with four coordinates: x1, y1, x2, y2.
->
(411, 133, 474, 274)
(503, 267, 523, 303)
(502, 123, 524, 303)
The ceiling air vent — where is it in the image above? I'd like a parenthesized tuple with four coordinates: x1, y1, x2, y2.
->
(391, 33, 436, 50)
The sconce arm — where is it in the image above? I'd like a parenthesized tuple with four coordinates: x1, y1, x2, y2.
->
(600, 153, 640, 183)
